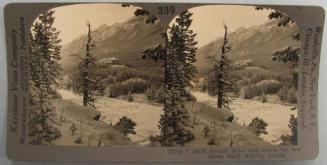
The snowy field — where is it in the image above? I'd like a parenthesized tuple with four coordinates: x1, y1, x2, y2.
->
(192, 91, 297, 144)
(58, 89, 163, 144)
(58, 89, 297, 145)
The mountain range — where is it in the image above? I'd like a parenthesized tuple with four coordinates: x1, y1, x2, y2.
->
(59, 16, 299, 76)
(196, 20, 299, 75)
(60, 16, 165, 74)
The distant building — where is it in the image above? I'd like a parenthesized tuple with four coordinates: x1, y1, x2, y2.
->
(234, 59, 254, 69)
(97, 57, 120, 69)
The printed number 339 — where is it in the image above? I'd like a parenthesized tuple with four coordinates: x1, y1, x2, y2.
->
(158, 6, 175, 15)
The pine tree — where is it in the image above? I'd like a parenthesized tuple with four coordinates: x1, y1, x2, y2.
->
(170, 10, 198, 96)
(160, 36, 193, 146)
(213, 24, 232, 109)
(159, 88, 194, 146)
(142, 10, 197, 146)
(289, 115, 297, 145)
(28, 10, 62, 144)
(114, 116, 137, 136)
(162, 10, 198, 146)
(280, 114, 297, 145)
(79, 22, 97, 107)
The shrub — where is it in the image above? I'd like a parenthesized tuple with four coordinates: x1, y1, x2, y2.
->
(203, 125, 211, 138)
(278, 87, 297, 104)
(244, 80, 281, 99)
(244, 85, 263, 99)
(261, 94, 267, 103)
(145, 86, 156, 101)
(107, 78, 151, 98)
(278, 87, 288, 101)
(287, 87, 297, 104)
(249, 71, 272, 84)
(127, 92, 134, 102)
(149, 135, 161, 147)
(241, 78, 251, 86)
(74, 136, 83, 144)
(247, 70, 291, 85)
(235, 68, 293, 86)
(98, 76, 116, 86)
(208, 138, 216, 145)
(76, 66, 164, 97)
(248, 117, 268, 136)
(114, 116, 136, 136)
(94, 67, 164, 84)
(106, 86, 119, 98)
(233, 83, 241, 97)
(69, 123, 78, 135)
(259, 80, 281, 94)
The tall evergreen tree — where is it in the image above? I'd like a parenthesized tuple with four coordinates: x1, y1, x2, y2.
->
(213, 24, 232, 109)
(28, 10, 62, 144)
(142, 10, 197, 146)
(171, 10, 198, 96)
(30, 10, 62, 94)
(79, 22, 96, 107)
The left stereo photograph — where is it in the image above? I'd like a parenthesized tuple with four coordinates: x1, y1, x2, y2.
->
(26, 3, 165, 146)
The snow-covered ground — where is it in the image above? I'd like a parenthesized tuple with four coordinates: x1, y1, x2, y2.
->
(58, 89, 162, 144)
(192, 91, 297, 144)
(58, 89, 297, 145)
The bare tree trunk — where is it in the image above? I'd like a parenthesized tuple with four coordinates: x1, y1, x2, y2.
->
(217, 61, 223, 108)
(162, 32, 168, 146)
(217, 24, 228, 108)
(83, 23, 91, 106)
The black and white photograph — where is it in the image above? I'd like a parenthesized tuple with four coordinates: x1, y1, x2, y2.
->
(27, 4, 299, 147)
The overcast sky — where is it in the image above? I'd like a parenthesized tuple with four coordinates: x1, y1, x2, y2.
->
(188, 5, 272, 46)
(53, 4, 137, 45)
(51, 4, 272, 46)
